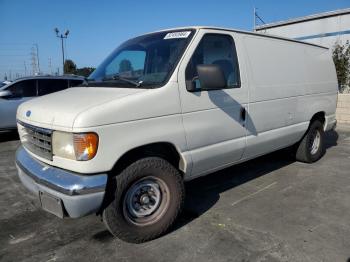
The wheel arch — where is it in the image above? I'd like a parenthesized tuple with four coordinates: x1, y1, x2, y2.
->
(98, 142, 187, 216)
(110, 142, 187, 177)
(310, 111, 325, 126)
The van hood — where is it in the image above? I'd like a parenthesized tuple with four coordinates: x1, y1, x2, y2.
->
(17, 87, 148, 130)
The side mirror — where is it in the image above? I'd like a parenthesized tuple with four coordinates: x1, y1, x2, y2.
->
(197, 64, 226, 91)
(0, 90, 12, 98)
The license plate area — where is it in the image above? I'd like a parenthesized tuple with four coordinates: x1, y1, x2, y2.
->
(39, 191, 64, 218)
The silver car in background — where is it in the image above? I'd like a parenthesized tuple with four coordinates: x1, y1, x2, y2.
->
(0, 75, 84, 131)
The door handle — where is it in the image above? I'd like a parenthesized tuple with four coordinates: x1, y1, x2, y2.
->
(240, 107, 246, 122)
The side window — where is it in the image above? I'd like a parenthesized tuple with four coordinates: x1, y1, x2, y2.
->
(38, 79, 68, 96)
(185, 34, 240, 90)
(69, 79, 84, 87)
(7, 80, 37, 98)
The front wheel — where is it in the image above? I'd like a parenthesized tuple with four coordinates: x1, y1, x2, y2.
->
(295, 120, 325, 163)
(103, 157, 184, 243)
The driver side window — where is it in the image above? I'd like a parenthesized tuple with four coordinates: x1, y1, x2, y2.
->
(185, 34, 240, 91)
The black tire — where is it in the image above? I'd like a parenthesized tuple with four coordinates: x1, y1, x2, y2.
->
(295, 120, 325, 163)
(103, 157, 184, 243)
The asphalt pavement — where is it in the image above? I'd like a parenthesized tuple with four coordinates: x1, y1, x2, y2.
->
(0, 126, 350, 262)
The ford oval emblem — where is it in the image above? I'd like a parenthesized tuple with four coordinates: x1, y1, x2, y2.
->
(26, 110, 31, 117)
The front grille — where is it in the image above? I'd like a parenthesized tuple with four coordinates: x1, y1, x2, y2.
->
(18, 121, 53, 160)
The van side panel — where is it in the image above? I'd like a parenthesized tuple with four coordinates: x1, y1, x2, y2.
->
(297, 48, 338, 131)
(241, 35, 337, 159)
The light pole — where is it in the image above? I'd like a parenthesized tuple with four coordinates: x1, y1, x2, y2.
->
(54, 28, 69, 74)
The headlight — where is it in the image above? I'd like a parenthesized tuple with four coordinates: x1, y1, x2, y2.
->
(52, 131, 98, 161)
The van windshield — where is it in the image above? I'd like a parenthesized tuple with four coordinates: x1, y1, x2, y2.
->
(88, 30, 194, 88)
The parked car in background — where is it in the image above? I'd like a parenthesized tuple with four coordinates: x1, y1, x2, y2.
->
(0, 75, 84, 130)
(15, 27, 337, 243)
(0, 81, 12, 88)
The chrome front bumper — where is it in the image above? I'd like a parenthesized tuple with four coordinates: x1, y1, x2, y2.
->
(15, 146, 107, 218)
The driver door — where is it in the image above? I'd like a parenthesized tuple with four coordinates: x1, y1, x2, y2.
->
(178, 30, 248, 178)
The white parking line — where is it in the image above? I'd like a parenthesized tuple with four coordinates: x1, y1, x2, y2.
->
(231, 182, 277, 207)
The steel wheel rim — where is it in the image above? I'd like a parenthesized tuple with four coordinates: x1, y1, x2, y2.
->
(310, 129, 321, 155)
(123, 176, 170, 226)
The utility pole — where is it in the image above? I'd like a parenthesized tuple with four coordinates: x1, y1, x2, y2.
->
(253, 7, 266, 32)
(30, 47, 38, 75)
(54, 28, 70, 75)
(34, 43, 40, 74)
(253, 7, 256, 31)
(24, 61, 27, 76)
(48, 57, 52, 75)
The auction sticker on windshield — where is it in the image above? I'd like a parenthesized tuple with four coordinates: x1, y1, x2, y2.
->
(164, 31, 191, 39)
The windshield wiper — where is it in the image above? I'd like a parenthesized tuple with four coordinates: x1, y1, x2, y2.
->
(102, 74, 142, 87)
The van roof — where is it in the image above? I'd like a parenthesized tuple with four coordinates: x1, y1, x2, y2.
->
(147, 26, 329, 50)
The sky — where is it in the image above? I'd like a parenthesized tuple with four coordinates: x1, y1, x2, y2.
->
(0, 0, 349, 80)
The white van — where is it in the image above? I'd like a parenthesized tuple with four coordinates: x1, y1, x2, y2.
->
(15, 27, 338, 243)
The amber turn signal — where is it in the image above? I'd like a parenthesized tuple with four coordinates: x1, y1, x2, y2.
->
(73, 133, 99, 161)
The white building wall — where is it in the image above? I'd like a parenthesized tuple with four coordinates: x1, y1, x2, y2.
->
(256, 11, 350, 48)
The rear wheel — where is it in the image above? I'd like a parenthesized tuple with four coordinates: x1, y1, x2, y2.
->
(295, 120, 325, 163)
(103, 157, 184, 243)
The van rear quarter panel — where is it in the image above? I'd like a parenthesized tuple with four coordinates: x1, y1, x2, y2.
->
(241, 34, 337, 158)
(297, 47, 338, 125)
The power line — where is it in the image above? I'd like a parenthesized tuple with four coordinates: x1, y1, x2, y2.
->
(0, 65, 29, 67)
(0, 43, 32, 45)
(0, 54, 31, 56)
(0, 42, 41, 78)
(0, 68, 27, 70)
(0, 49, 32, 52)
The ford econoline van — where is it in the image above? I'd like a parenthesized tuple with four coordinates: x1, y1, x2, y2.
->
(15, 27, 337, 243)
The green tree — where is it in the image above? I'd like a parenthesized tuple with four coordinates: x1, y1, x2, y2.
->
(119, 59, 133, 73)
(76, 67, 95, 77)
(332, 41, 350, 93)
(64, 59, 77, 74)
